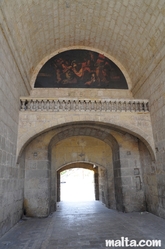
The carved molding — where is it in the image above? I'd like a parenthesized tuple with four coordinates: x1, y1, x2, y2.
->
(20, 98, 149, 113)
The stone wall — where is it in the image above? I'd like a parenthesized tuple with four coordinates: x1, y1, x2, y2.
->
(98, 166, 109, 207)
(52, 136, 112, 169)
(113, 132, 146, 212)
(23, 130, 56, 217)
(139, 141, 158, 215)
(29, 88, 133, 99)
(24, 146, 50, 217)
(132, 46, 165, 218)
(0, 25, 29, 236)
(17, 110, 155, 162)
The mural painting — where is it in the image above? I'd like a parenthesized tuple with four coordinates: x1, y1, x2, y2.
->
(34, 49, 128, 89)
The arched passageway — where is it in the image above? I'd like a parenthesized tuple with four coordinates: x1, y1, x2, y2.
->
(20, 122, 150, 218)
(58, 166, 96, 202)
(49, 133, 117, 213)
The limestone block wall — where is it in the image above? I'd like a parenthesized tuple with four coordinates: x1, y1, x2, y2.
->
(0, 27, 29, 236)
(17, 111, 155, 162)
(30, 88, 133, 100)
(132, 46, 165, 218)
(51, 136, 113, 170)
(98, 166, 109, 207)
(24, 146, 50, 217)
(112, 132, 145, 212)
(22, 130, 57, 217)
(139, 141, 158, 215)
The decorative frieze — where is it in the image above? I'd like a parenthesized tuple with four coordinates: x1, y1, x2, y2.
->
(20, 98, 149, 113)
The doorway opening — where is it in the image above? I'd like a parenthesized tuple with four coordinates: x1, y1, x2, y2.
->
(57, 163, 99, 203)
(60, 168, 95, 201)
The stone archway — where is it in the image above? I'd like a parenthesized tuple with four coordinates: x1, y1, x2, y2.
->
(22, 122, 147, 217)
(18, 112, 156, 162)
(49, 133, 118, 213)
(56, 162, 99, 202)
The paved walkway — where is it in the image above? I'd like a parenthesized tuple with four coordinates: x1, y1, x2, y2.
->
(0, 201, 165, 249)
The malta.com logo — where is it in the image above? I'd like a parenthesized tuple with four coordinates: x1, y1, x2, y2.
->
(105, 237, 161, 247)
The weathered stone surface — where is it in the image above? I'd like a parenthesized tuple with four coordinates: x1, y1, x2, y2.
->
(0, 0, 165, 238)
(22, 127, 146, 216)
(17, 111, 156, 161)
(0, 13, 29, 237)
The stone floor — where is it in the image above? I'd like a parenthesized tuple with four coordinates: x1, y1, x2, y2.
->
(0, 201, 165, 249)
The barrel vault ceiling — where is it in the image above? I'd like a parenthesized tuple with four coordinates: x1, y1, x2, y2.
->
(0, 0, 165, 92)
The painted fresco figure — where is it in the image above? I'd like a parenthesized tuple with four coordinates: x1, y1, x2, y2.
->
(62, 69, 77, 85)
(71, 60, 91, 86)
(85, 73, 96, 87)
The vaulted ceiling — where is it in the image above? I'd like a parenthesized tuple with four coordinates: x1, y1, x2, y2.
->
(0, 0, 165, 91)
